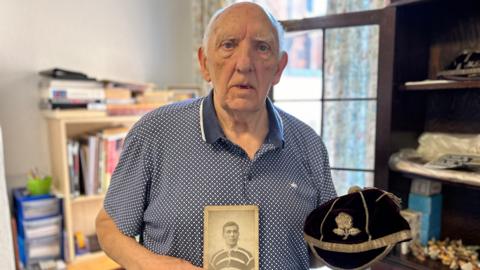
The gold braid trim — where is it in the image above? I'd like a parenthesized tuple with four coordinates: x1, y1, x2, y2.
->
(305, 229, 411, 253)
(309, 243, 395, 270)
(358, 191, 372, 241)
(319, 197, 340, 241)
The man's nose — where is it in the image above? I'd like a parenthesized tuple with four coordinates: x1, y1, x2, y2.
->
(236, 44, 254, 73)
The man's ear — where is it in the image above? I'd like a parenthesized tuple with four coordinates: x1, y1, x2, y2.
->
(197, 47, 211, 82)
(272, 52, 288, 85)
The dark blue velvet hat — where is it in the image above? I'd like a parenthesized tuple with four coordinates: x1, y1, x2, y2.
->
(304, 186, 412, 270)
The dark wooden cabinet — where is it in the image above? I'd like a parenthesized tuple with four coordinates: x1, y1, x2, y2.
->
(283, 1, 479, 268)
(375, 0, 480, 268)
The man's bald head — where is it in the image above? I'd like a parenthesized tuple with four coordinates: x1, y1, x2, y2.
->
(201, 2, 285, 58)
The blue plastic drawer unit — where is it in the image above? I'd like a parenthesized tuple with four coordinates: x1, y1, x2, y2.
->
(13, 188, 60, 220)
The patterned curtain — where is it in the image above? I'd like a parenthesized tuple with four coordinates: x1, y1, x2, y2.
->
(192, 0, 233, 95)
(323, 0, 386, 195)
(326, 0, 387, 14)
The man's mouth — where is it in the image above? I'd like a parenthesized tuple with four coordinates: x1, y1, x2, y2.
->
(233, 83, 254, 90)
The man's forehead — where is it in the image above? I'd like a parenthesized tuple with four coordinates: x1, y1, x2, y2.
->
(212, 21, 277, 44)
(211, 5, 277, 42)
(215, 31, 276, 43)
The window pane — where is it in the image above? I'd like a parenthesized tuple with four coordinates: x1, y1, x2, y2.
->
(275, 101, 321, 134)
(326, 0, 387, 15)
(242, 0, 387, 19)
(323, 100, 376, 170)
(324, 25, 379, 99)
(274, 31, 323, 100)
(248, 0, 327, 20)
(331, 170, 374, 196)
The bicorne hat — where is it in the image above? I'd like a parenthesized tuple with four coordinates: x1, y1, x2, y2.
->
(304, 186, 411, 270)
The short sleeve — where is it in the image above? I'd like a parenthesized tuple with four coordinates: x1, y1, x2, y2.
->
(104, 120, 153, 237)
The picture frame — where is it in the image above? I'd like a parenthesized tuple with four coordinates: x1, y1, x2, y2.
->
(204, 205, 259, 270)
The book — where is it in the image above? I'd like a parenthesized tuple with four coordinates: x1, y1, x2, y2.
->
(67, 140, 80, 197)
(166, 85, 199, 102)
(105, 87, 132, 100)
(106, 103, 166, 116)
(39, 78, 103, 89)
(39, 68, 93, 80)
(44, 98, 104, 104)
(39, 86, 105, 101)
(88, 134, 101, 195)
(79, 144, 89, 195)
(40, 100, 106, 111)
(137, 91, 171, 104)
(101, 127, 129, 192)
(101, 79, 154, 93)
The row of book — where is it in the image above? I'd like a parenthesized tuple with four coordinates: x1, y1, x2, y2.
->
(67, 127, 128, 197)
(39, 77, 199, 116)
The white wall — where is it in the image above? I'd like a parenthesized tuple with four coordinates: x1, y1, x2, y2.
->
(0, 0, 194, 192)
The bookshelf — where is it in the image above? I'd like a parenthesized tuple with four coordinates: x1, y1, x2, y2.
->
(44, 110, 139, 265)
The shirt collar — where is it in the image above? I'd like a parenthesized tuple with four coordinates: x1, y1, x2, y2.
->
(200, 90, 284, 148)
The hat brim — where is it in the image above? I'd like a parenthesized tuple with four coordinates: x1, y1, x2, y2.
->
(309, 244, 394, 270)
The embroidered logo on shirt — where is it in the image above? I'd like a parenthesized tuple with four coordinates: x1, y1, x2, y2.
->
(290, 182, 298, 189)
(333, 212, 361, 240)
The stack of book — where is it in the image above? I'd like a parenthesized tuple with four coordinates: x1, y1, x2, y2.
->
(38, 68, 106, 111)
(39, 78, 106, 111)
(106, 86, 199, 116)
(67, 127, 129, 197)
(38, 68, 200, 116)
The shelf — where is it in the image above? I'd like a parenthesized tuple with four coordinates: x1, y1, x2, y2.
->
(71, 194, 105, 204)
(400, 80, 480, 91)
(74, 250, 108, 261)
(42, 110, 141, 123)
(382, 252, 451, 270)
(68, 251, 119, 270)
(43, 109, 107, 118)
(389, 150, 480, 188)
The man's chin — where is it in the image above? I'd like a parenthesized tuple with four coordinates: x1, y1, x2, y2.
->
(225, 101, 263, 113)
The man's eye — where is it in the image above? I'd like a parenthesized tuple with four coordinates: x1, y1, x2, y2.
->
(221, 41, 235, 49)
(258, 43, 271, 52)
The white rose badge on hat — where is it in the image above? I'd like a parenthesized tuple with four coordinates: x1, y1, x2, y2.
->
(304, 186, 412, 270)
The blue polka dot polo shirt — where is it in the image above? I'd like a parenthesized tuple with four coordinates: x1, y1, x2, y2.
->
(104, 90, 337, 269)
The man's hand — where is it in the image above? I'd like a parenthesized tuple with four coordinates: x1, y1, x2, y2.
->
(96, 208, 203, 270)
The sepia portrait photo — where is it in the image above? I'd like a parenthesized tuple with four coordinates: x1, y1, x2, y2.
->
(204, 205, 259, 270)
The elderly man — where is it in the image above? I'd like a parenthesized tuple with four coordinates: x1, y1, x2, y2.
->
(96, 2, 336, 270)
(209, 222, 254, 270)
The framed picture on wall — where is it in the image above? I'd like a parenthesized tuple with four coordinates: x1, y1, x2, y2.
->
(204, 205, 259, 270)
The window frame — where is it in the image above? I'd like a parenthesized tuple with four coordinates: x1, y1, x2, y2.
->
(277, 7, 396, 189)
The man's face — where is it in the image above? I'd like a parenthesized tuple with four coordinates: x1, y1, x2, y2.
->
(223, 225, 239, 247)
(198, 3, 288, 114)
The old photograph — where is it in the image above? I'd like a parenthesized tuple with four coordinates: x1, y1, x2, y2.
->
(204, 205, 259, 270)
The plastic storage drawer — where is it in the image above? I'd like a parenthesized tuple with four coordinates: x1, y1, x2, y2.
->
(13, 188, 60, 220)
(18, 235, 62, 266)
(19, 215, 62, 239)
